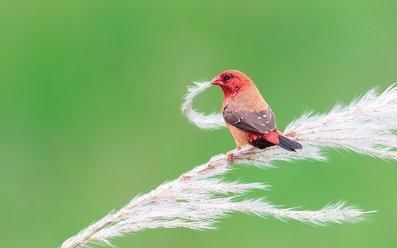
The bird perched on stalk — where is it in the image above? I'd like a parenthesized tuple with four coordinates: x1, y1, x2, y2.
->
(212, 69, 302, 159)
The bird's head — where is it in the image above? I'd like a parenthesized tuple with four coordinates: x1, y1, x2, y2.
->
(211, 69, 253, 97)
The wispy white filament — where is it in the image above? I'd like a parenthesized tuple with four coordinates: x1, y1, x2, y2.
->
(181, 81, 226, 129)
(61, 82, 396, 248)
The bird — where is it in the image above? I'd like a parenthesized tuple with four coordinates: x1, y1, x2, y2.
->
(211, 69, 302, 158)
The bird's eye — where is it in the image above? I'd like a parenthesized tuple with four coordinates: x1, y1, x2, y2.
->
(223, 73, 233, 82)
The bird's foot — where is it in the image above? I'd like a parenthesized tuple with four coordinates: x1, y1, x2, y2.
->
(226, 152, 235, 164)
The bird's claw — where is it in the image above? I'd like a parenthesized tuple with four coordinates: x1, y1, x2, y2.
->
(227, 152, 234, 164)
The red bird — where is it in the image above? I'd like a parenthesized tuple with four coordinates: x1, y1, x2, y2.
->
(212, 69, 302, 153)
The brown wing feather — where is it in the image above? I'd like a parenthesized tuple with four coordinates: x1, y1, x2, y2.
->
(223, 107, 276, 134)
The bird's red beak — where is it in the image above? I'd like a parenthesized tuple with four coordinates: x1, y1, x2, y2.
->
(211, 76, 223, 86)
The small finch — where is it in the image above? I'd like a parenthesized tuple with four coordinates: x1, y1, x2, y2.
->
(212, 69, 302, 156)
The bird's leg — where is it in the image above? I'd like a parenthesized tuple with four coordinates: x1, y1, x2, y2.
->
(227, 153, 234, 164)
(199, 149, 238, 175)
(226, 149, 238, 164)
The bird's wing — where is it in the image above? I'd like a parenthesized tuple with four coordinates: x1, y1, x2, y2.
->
(223, 107, 276, 134)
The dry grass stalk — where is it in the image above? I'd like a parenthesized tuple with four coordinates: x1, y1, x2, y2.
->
(61, 82, 396, 248)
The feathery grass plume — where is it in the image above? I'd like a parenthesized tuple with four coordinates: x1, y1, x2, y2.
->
(61, 82, 396, 248)
(181, 81, 225, 129)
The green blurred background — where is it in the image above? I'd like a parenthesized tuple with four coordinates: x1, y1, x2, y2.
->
(1, 1, 396, 247)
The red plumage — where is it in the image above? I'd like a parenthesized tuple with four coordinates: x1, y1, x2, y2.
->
(212, 69, 302, 152)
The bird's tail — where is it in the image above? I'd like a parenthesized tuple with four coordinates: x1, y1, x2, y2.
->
(277, 135, 302, 152)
